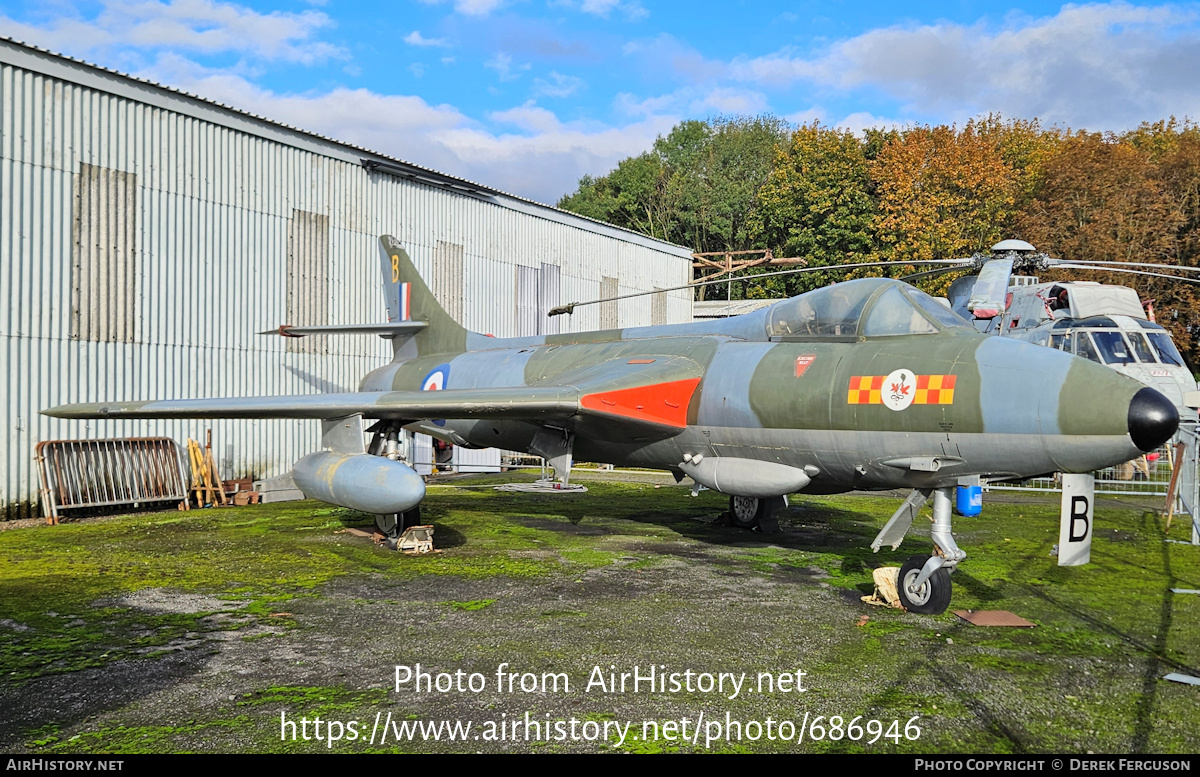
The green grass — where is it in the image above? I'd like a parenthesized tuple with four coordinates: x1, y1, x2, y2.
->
(440, 599, 496, 611)
(3, 479, 1199, 753)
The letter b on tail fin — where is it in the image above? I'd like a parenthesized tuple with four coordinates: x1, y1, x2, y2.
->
(379, 235, 409, 323)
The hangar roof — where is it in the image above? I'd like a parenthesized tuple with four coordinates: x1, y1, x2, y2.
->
(0, 36, 693, 258)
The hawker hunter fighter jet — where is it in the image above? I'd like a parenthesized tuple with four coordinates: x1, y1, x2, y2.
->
(45, 235, 1179, 614)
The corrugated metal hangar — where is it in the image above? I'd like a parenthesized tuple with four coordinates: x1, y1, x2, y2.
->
(0, 37, 695, 520)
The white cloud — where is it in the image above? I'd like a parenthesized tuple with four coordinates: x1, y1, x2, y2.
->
(437, 112, 678, 201)
(415, 0, 503, 13)
(404, 30, 450, 48)
(728, 2, 1200, 129)
(409, 62, 427, 78)
(783, 106, 826, 125)
(614, 91, 681, 117)
(549, 0, 647, 20)
(485, 52, 531, 82)
(691, 86, 768, 115)
(129, 55, 676, 203)
(579, 0, 620, 14)
(490, 102, 563, 133)
(533, 71, 585, 98)
(835, 112, 907, 135)
(622, 33, 725, 83)
(454, 0, 504, 15)
(0, 0, 346, 65)
(615, 84, 773, 120)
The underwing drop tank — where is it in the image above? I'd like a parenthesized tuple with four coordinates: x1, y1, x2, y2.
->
(292, 451, 426, 515)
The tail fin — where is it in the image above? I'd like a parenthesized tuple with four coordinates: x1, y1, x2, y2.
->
(379, 235, 469, 357)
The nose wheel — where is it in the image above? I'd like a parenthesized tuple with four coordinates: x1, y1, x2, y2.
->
(897, 555, 952, 614)
(871, 486, 965, 615)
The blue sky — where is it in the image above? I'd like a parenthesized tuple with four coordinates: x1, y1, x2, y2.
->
(3, 1, 1200, 203)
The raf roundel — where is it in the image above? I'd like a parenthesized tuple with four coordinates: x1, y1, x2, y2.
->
(421, 364, 450, 392)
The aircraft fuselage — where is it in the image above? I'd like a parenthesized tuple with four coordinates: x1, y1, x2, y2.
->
(362, 326, 1168, 494)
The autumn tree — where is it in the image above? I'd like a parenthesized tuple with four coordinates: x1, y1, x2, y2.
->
(1019, 132, 1181, 263)
(749, 123, 878, 296)
(555, 152, 672, 242)
(871, 123, 1017, 270)
(974, 115, 1064, 226)
(1019, 132, 1198, 356)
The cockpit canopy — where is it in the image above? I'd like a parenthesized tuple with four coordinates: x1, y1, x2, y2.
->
(766, 278, 970, 340)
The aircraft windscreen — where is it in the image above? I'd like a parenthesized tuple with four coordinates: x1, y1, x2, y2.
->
(1148, 332, 1185, 366)
(1074, 333, 1102, 363)
(767, 278, 892, 338)
(1091, 331, 1137, 365)
(861, 287, 938, 336)
(1127, 332, 1157, 363)
(904, 287, 972, 329)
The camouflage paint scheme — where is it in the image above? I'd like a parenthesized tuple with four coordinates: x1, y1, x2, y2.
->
(47, 235, 1164, 498)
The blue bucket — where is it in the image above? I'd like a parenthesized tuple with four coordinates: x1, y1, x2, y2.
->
(956, 485, 982, 516)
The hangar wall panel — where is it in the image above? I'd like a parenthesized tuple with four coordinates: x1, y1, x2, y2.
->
(71, 162, 137, 344)
(286, 209, 331, 355)
(0, 46, 694, 520)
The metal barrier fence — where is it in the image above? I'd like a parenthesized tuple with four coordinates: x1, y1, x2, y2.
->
(35, 438, 189, 524)
(985, 443, 1177, 496)
(1174, 427, 1200, 545)
(984, 431, 1200, 545)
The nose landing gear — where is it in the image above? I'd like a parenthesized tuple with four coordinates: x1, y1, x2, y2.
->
(871, 486, 964, 615)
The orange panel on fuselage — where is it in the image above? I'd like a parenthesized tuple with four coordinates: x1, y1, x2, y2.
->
(580, 378, 702, 428)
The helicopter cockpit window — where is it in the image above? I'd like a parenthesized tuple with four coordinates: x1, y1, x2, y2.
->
(1091, 331, 1136, 364)
(1148, 332, 1186, 366)
(1074, 332, 1102, 363)
(1127, 332, 1156, 363)
(767, 278, 891, 339)
(862, 287, 939, 336)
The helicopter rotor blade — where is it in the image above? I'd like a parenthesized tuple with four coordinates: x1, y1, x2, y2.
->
(900, 264, 973, 281)
(1051, 264, 1200, 286)
(1046, 259, 1200, 273)
(549, 259, 979, 316)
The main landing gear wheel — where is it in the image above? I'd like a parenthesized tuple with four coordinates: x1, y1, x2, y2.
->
(728, 495, 783, 531)
(897, 555, 952, 615)
(729, 495, 763, 529)
(375, 506, 423, 550)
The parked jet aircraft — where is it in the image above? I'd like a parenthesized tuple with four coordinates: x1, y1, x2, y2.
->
(44, 236, 1180, 614)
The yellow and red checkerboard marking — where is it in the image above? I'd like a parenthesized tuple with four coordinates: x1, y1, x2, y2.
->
(847, 375, 885, 405)
(847, 374, 956, 405)
(914, 374, 956, 405)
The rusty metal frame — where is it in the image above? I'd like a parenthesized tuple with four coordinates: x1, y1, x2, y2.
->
(34, 437, 189, 524)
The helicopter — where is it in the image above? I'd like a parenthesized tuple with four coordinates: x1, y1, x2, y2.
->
(923, 239, 1200, 424)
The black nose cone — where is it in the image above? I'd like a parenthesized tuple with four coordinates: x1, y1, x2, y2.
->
(1128, 387, 1179, 452)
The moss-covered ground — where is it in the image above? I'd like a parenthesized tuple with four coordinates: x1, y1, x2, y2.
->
(1, 475, 1197, 753)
